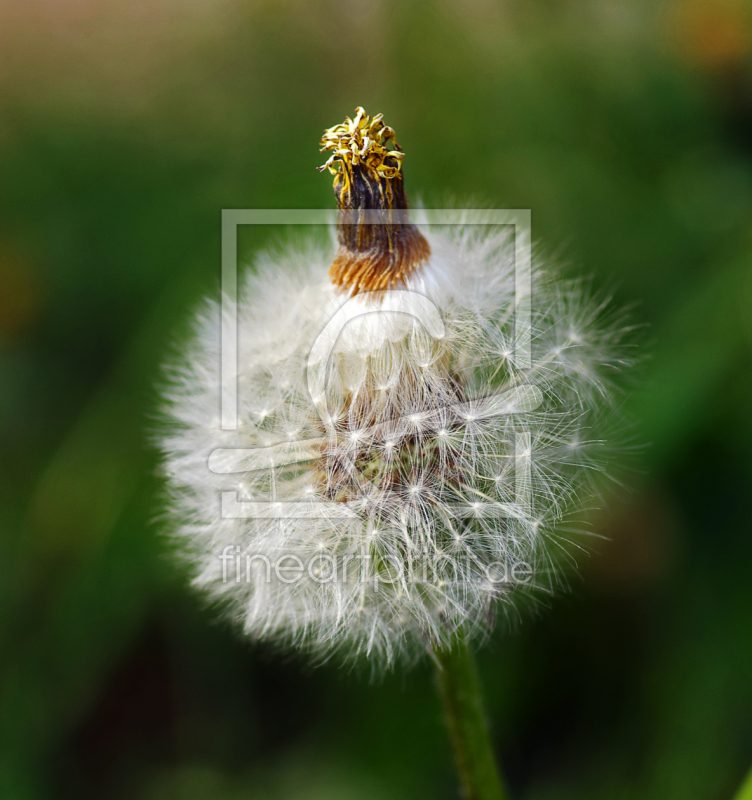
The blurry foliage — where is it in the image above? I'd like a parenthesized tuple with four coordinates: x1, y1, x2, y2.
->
(1, 0, 752, 798)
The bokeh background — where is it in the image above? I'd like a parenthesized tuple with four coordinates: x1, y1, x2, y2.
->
(2, 1, 752, 798)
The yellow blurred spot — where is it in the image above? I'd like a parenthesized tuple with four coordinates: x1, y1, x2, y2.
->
(671, 0, 752, 70)
(0, 244, 41, 340)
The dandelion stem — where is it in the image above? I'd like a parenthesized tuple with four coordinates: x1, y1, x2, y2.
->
(434, 638, 508, 800)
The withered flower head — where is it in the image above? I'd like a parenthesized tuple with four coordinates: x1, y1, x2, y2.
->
(318, 106, 431, 295)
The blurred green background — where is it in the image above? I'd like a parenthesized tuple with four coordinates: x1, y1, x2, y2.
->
(2, 1, 752, 798)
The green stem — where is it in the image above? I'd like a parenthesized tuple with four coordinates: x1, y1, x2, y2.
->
(434, 638, 509, 800)
(732, 763, 752, 800)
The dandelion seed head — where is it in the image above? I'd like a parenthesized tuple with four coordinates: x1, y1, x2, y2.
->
(158, 109, 632, 668)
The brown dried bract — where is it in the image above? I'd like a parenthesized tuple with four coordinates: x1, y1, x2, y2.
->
(318, 108, 431, 295)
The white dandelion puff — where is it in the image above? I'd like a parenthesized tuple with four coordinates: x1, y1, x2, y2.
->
(158, 107, 632, 668)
